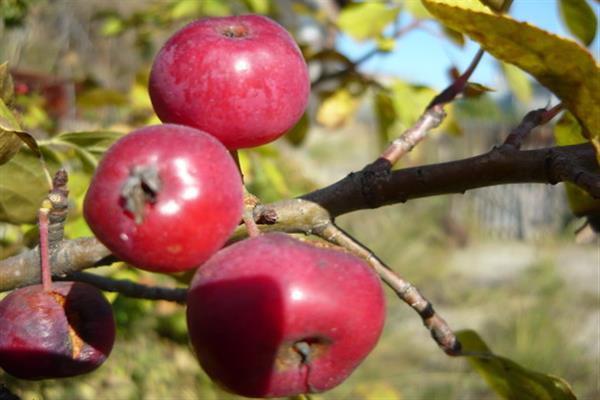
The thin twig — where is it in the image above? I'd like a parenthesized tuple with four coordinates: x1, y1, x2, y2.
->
(314, 222, 461, 355)
(57, 272, 188, 304)
(504, 103, 564, 148)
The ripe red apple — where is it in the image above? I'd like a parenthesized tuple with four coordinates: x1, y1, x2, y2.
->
(186, 233, 386, 398)
(149, 14, 310, 150)
(83, 124, 243, 273)
(0, 282, 115, 380)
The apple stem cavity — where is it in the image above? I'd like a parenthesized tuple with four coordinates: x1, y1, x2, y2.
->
(120, 164, 162, 224)
(38, 200, 53, 292)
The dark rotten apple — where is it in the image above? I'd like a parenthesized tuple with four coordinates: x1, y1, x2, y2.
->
(186, 233, 386, 398)
(0, 282, 115, 380)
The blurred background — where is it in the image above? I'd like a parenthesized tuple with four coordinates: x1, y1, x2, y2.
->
(0, 0, 598, 399)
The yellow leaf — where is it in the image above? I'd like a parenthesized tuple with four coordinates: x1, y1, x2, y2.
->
(423, 0, 600, 137)
(457, 330, 577, 400)
(338, 2, 399, 41)
(316, 89, 358, 129)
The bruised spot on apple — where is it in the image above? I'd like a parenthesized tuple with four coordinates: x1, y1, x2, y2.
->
(0, 282, 115, 380)
(186, 233, 386, 398)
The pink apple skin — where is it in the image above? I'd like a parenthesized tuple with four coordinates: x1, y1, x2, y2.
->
(186, 233, 386, 398)
(0, 282, 115, 380)
(83, 124, 243, 273)
(149, 14, 310, 150)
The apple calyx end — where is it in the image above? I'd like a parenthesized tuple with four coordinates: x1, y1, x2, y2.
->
(220, 24, 249, 39)
(120, 164, 162, 224)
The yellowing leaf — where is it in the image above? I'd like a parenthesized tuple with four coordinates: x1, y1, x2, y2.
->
(316, 88, 359, 129)
(338, 3, 399, 41)
(559, 0, 598, 46)
(0, 148, 59, 224)
(457, 330, 577, 400)
(501, 62, 532, 103)
(555, 112, 600, 216)
(0, 98, 23, 165)
(0, 62, 14, 102)
(478, 0, 513, 12)
(423, 0, 600, 137)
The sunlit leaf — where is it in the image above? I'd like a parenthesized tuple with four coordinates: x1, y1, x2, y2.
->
(405, 0, 432, 19)
(338, 2, 400, 41)
(423, 0, 600, 136)
(555, 112, 600, 216)
(457, 330, 577, 400)
(559, 0, 598, 46)
(316, 88, 359, 129)
(501, 62, 532, 103)
(0, 148, 58, 224)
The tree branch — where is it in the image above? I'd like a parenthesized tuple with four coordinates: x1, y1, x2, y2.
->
(303, 143, 599, 217)
(0, 143, 597, 292)
(57, 272, 188, 304)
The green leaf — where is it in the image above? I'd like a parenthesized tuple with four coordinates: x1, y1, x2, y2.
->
(338, 3, 400, 41)
(170, 0, 201, 19)
(478, 0, 513, 12)
(501, 62, 532, 103)
(242, 0, 270, 14)
(423, 0, 600, 137)
(284, 112, 310, 146)
(0, 98, 23, 165)
(100, 15, 125, 36)
(555, 112, 600, 216)
(373, 90, 397, 145)
(559, 0, 598, 46)
(0, 62, 14, 103)
(51, 130, 124, 172)
(457, 330, 577, 400)
(0, 148, 58, 224)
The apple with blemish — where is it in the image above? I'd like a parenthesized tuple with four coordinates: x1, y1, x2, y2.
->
(186, 233, 386, 398)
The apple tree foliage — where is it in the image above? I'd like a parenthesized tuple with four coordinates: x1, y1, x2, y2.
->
(0, 0, 598, 398)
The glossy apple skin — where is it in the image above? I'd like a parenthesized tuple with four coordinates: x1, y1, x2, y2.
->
(0, 282, 115, 380)
(149, 15, 310, 150)
(186, 233, 386, 398)
(83, 124, 243, 273)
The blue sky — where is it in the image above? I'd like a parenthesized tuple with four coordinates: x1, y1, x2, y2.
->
(336, 0, 599, 91)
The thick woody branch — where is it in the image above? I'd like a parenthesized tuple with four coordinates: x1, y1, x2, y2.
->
(303, 143, 599, 217)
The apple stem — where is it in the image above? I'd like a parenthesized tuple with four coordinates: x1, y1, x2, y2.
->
(38, 200, 53, 292)
(243, 212, 261, 238)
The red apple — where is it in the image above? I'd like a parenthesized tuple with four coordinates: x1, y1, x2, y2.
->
(0, 282, 115, 380)
(186, 233, 386, 398)
(83, 124, 243, 273)
(149, 14, 310, 150)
